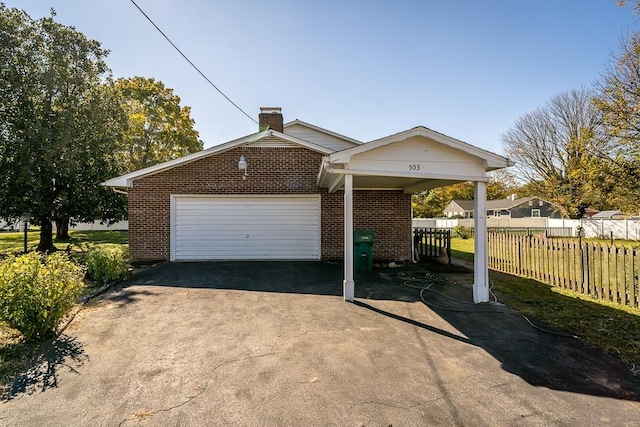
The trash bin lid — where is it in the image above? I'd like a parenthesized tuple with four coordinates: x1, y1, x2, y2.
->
(354, 230, 375, 243)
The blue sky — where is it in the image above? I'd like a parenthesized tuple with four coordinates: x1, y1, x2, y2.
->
(6, 1, 639, 154)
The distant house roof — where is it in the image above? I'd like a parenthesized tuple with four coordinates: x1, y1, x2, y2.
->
(583, 208, 600, 217)
(590, 210, 621, 219)
(447, 196, 541, 212)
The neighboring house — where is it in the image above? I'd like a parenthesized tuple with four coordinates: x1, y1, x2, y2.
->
(444, 195, 562, 219)
(104, 107, 511, 266)
(590, 210, 622, 219)
(583, 207, 600, 218)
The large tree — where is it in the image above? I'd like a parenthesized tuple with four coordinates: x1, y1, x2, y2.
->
(593, 33, 640, 213)
(501, 88, 613, 217)
(114, 77, 203, 172)
(0, 6, 127, 251)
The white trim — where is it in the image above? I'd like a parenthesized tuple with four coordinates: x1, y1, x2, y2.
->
(354, 187, 404, 190)
(343, 174, 354, 301)
(170, 195, 177, 261)
(103, 130, 333, 188)
(473, 181, 489, 303)
(331, 169, 492, 181)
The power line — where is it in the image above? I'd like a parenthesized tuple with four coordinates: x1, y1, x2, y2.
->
(129, 0, 258, 125)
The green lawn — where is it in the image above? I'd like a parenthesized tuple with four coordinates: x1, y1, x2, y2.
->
(450, 237, 474, 262)
(0, 229, 127, 254)
(450, 237, 640, 370)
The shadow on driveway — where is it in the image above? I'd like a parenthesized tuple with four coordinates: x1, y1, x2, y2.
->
(6, 336, 87, 400)
(120, 261, 640, 402)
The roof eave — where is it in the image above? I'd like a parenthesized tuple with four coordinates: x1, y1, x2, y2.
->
(328, 126, 512, 170)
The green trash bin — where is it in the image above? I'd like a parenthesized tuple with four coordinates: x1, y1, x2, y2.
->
(353, 230, 375, 272)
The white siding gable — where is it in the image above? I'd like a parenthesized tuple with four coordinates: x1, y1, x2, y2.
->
(284, 123, 359, 152)
(348, 136, 486, 177)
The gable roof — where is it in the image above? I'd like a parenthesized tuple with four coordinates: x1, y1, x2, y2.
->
(283, 120, 361, 153)
(103, 129, 333, 189)
(284, 119, 362, 146)
(446, 196, 549, 212)
(328, 126, 512, 170)
(590, 210, 621, 219)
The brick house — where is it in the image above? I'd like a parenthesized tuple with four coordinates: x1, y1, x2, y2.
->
(105, 108, 512, 303)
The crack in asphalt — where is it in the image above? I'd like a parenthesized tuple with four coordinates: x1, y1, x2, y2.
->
(117, 382, 209, 427)
(348, 395, 445, 410)
(275, 329, 343, 343)
(117, 351, 281, 426)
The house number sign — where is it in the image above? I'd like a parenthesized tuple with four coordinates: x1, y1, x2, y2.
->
(408, 164, 422, 171)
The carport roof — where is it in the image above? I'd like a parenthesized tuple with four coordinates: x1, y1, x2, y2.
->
(318, 126, 513, 194)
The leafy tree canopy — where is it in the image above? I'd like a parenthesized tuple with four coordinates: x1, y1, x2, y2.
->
(0, 5, 127, 251)
(114, 77, 203, 173)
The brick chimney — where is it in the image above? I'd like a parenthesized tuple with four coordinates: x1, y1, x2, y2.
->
(259, 107, 283, 132)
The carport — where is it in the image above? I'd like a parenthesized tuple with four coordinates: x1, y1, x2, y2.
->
(317, 126, 513, 304)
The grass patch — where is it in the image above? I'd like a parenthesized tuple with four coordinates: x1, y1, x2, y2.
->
(0, 230, 40, 253)
(491, 273, 640, 369)
(450, 237, 474, 262)
(0, 230, 128, 255)
(451, 237, 640, 369)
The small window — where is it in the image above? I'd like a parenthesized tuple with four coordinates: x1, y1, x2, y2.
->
(493, 211, 501, 218)
(539, 200, 544, 207)
(532, 209, 541, 218)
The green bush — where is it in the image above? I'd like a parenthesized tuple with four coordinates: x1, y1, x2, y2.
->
(85, 245, 130, 286)
(0, 252, 85, 340)
(454, 225, 473, 239)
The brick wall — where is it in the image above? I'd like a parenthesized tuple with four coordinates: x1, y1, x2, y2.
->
(321, 191, 412, 261)
(128, 146, 411, 262)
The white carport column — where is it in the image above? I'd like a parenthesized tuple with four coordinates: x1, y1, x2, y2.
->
(473, 181, 490, 303)
(343, 173, 355, 301)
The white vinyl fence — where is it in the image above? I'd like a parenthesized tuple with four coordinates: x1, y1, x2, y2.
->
(414, 217, 640, 241)
(63, 220, 129, 231)
(579, 219, 640, 241)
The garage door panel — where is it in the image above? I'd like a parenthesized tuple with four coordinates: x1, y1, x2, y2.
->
(172, 196, 320, 260)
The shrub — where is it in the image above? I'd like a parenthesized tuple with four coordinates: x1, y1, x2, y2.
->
(0, 252, 85, 340)
(85, 245, 130, 286)
(454, 225, 473, 239)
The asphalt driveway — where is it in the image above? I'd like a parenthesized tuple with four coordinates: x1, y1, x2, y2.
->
(2, 261, 640, 426)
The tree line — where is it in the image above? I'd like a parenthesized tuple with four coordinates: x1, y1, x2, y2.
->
(0, 5, 202, 251)
(414, 2, 640, 219)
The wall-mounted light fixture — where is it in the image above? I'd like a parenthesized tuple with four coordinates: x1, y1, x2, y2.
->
(238, 155, 248, 179)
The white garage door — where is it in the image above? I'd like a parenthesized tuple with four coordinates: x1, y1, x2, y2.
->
(171, 195, 321, 260)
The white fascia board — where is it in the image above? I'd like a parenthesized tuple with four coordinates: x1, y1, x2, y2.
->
(102, 130, 270, 188)
(323, 166, 491, 183)
(284, 119, 363, 145)
(316, 157, 330, 187)
(101, 129, 333, 189)
(329, 126, 512, 170)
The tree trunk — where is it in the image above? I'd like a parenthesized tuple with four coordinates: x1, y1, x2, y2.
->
(55, 217, 70, 241)
(37, 220, 56, 253)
